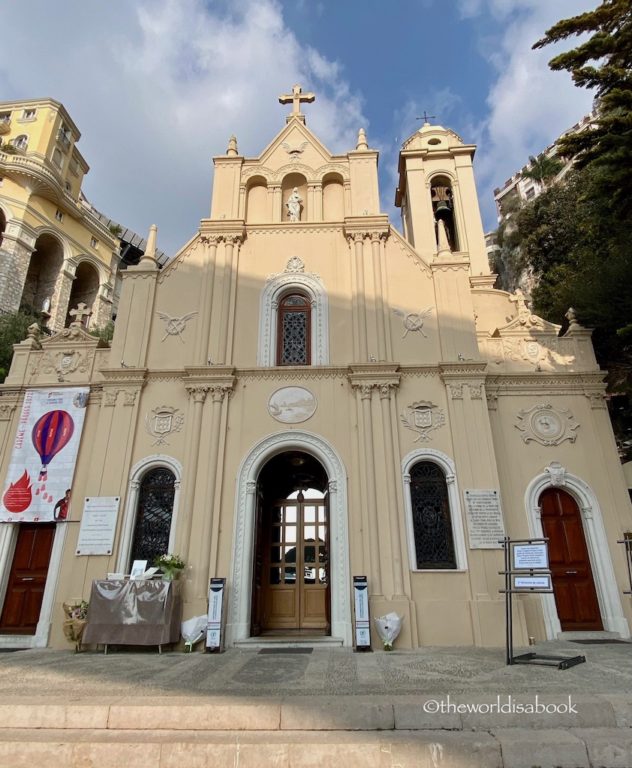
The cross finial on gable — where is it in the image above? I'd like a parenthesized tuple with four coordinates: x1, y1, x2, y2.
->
(69, 302, 91, 327)
(279, 84, 315, 124)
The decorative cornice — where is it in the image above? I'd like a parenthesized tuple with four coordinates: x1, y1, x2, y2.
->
(243, 223, 343, 236)
(486, 372, 606, 395)
(99, 368, 148, 386)
(439, 362, 488, 379)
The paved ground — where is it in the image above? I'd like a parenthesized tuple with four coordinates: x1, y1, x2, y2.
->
(0, 639, 629, 699)
(1, 641, 631, 766)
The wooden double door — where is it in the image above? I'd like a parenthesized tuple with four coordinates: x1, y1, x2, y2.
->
(0, 524, 56, 635)
(540, 488, 603, 631)
(254, 491, 330, 633)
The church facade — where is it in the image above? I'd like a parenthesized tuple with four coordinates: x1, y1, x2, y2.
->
(0, 87, 630, 650)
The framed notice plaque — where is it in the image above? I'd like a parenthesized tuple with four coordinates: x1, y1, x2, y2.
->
(464, 489, 505, 549)
(76, 497, 120, 556)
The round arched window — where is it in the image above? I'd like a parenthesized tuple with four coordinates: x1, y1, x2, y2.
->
(129, 468, 176, 566)
(277, 292, 311, 365)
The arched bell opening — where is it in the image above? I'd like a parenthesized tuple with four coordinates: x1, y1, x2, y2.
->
(251, 450, 330, 636)
(430, 175, 459, 252)
(21, 233, 64, 319)
(66, 261, 99, 328)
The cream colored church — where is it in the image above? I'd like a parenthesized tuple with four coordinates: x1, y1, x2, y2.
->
(0, 86, 630, 651)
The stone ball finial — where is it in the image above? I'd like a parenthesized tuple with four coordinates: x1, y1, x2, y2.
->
(227, 135, 239, 156)
(356, 128, 369, 151)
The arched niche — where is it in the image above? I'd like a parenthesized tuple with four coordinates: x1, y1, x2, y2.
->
(21, 233, 64, 315)
(430, 174, 459, 251)
(282, 172, 308, 223)
(246, 175, 269, 223)
(66, 261, 100, 328)
(322, 172, 344, 221)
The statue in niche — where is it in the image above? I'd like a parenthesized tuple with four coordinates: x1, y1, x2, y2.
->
(286, 187, 303, 222)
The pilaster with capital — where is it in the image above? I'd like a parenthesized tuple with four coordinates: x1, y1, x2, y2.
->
(216, 234, 243, 365)
(195, 236, 219, 364)
(351, 380, 382, 594)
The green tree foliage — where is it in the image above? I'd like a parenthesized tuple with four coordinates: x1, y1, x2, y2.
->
(521, 153, 564, 188)
(512, 165, 632, 393)
(0, 308, 41, 382)
(534, 0, 632, 211)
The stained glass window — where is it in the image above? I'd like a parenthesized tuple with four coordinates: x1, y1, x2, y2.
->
(130, 468, 175, 566)
(409, 461, 456, 569)
(277, 292, 311, 365)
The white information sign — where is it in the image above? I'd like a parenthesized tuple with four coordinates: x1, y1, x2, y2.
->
(76, 496, 120, 556)
(512, 543, 549, 571)
(206, 578, 225, 651)
(464, 489, 505, 549)
(513, 575, 552, 591)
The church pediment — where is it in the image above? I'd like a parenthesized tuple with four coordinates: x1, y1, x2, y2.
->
(253, 118, 338, 178)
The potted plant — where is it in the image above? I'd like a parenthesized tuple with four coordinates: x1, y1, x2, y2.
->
(154, 553, 185, 581)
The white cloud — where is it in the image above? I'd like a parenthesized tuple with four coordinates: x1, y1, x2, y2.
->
(0, 0, 366, 255)
(455, 0, 595, 228)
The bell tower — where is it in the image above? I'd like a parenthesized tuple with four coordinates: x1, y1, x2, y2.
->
(394, 121, 490, 276)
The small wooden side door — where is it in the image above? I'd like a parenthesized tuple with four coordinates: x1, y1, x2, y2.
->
(0, 524, 56, 635)
(540, 488, 603, 631)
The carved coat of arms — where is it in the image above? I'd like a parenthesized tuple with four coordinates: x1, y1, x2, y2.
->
(401, 401, 445, 442)
(145, 406, 184, 445)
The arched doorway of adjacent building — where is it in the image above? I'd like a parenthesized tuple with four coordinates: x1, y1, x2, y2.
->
(539, 487, 603, 631)
(66, 261, 99, 328)
(21, 233, 63, 319)
(251, 451, 330, 636)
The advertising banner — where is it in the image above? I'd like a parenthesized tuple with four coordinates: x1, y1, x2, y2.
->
(1, 387, 89, 523)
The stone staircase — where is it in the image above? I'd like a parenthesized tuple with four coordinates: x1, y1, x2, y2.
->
(1, 695, 632, 767)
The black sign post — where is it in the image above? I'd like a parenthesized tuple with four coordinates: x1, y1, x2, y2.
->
(618, 537, 632, 596)
(499, 536, 585, 670)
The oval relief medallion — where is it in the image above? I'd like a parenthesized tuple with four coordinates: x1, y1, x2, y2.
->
(268, 386, 317, 424)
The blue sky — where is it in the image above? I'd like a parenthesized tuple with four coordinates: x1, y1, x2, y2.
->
(1, 0, 595, 255)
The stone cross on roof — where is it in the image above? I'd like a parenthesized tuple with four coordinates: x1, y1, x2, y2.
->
(69, 302, 91, 327)
(279, 84, 315, 122)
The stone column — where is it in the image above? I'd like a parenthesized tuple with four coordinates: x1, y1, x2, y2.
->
(354, 383, 383, 595)
(378, 383, 404, 597)
(216, 236, 237, 364)
(353, 233, 367, 361)
(177, 386, 208, 560)
(224, 237, 242, 364)
(238, 185, 246, 219)
(371, 232, 387, 361)
(271, 185, 282, 222)
(0, 223, 35, 314)
(379, 233, 393, 359)
(313, 182, 322, 221)
(195, 384, 232, 597)
(196, 236, 219, 364)
(49, 263, 75, 331)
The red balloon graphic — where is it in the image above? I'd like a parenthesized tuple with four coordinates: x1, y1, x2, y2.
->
(31, 410, 74, 481)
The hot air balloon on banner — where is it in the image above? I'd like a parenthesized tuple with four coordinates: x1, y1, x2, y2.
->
(32, 410, 74, 482)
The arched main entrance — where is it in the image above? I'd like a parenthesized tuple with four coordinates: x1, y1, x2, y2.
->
(228, 430, 351, 647)
(251, 451, 329, 635)
(539, 487, 603, 631)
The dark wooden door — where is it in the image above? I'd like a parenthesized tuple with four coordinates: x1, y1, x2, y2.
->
(0, 524, 56, 634)
(540, 488, 603, 631)
(262, 492, 329, 632)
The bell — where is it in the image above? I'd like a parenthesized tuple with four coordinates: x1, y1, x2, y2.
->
(434, 200, 452, 220)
